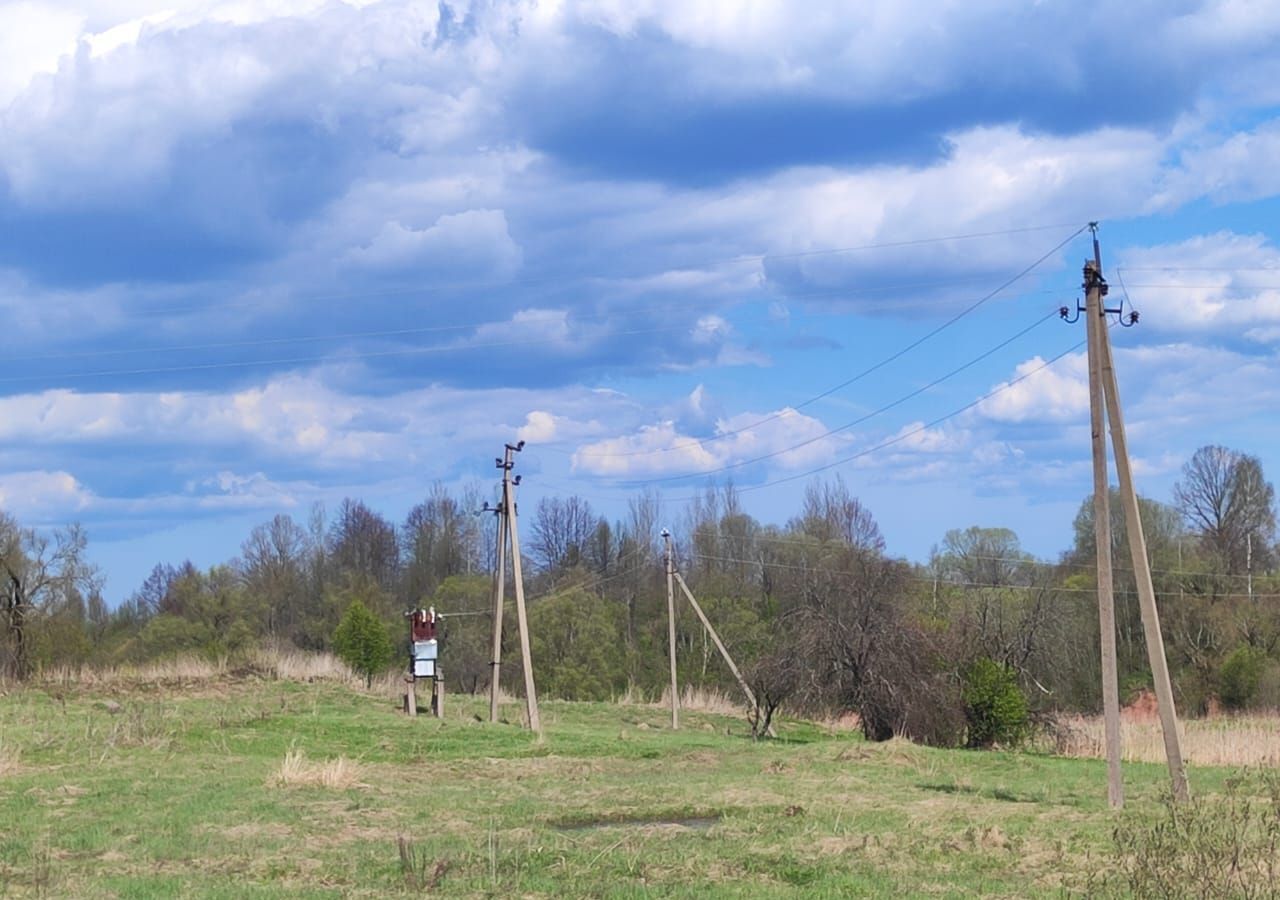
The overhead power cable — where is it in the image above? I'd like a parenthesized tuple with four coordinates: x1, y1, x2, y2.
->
(0, 322, 697, 386)
(706, 533, 1263, 583)
(567, 224, 1088, 461)
(679, 337, 1088, 501)
(87, 222, 1082, 321)
(689, 553, 1276, 601)
(612, 306, 1062, 487)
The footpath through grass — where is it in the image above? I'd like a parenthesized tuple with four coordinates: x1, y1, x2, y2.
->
(0, 673, 1243, 897)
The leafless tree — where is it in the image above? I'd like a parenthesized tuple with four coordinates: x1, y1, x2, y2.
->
(1174, 445, 1276, 575)
(0, 515, 99, 679)
(529, 495, 596, 573)
(241, 514, 314, 642)
(402, 483, 482, 600)
(793, 475, 885, 552)
(328, 498, 400, 592)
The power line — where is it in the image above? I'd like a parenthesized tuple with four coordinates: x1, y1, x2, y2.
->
(70, 222, 1082, 322)
(703, 532, 1263, 583)
(0, 322, 697, 386)
(684, 337, 1087, 500)
(2, 302, 707, 366)
(565, 225, 1087, 461)
(612, 306, 1061, 486)
(689, 552, 1276, 601)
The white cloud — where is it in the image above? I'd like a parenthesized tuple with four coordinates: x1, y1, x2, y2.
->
(976, 352, 1089, 424)
(572, 406, 845, 477)
(0, 3, 83, 107)
(344, 209, 523, 276)
(0, 469, 93, 520)
(517, 410, 558, 442)
(1116, 232, 1280, 336)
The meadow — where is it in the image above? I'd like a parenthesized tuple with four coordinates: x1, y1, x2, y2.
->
(0, 656, 1274, 898)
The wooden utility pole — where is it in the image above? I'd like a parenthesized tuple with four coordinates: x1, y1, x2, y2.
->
(670, 570, 768, 737)
(1089, 231, 1189, 800)
(487, 499, 508, 724)
(498, 441, 541, 734)
(1084, 248, 1124, 809)
(662, 530, 680, 730)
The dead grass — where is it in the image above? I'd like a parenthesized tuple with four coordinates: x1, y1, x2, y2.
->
(270, 748, 366, 790)
(34, 648, 370, 688)
(0, 742, 21, 777)
(1053, 713, 1280, 767)
(657, 684, 744, 717)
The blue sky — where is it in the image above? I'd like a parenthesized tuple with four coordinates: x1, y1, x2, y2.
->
(4, 0, 1280, 602)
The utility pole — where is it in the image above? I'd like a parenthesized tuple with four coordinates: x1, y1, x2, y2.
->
(486, 495, 508, 723)
(661, 540, 775, 738)
(1085, 224, 1190, 802)
(1247, 532, 1254, 602)
(492, 441, 540, 733)
(662, 530, 680, 730)
(1083, 239, 1124, 809)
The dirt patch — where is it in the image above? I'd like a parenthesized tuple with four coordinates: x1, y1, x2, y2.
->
(1122, 689, 1159, 722)
(219, 823, 293, 841)
(554, 813, 722, 832)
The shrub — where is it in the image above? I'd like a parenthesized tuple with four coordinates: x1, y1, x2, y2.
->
(962, 657, 1028, 748)
(333, 599, 395, 689)
(1219, 645, 1267, 711)
(1086, 771, 1280, 898)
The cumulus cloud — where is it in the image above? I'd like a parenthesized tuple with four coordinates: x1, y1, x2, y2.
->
(1116, 232, 1280, 337)
(572, 406, 845, 478)
(976, 352, 1089, 424)
(0, 469, 93, 520)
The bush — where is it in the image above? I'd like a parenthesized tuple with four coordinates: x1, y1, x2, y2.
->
(333, 599, 395, 689)
(1086, 771, 1280, 898)
(962, 657, 1028, 748)
(1219, 645, 1267, 711)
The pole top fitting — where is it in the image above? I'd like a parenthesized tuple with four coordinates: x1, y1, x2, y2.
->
(660, 528, 671, 538)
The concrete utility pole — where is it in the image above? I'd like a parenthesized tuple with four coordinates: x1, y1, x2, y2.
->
(1085, 224, 1190, 802)
(494, 441, 541, 733)
(487, 496, 508, 723)
(662, 530, 680, 730)
(662, 542, 775, 738)
(1083, 243, 1124, 809)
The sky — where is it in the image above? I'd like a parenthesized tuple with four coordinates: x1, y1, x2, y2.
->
(4, 0, 1280, 603)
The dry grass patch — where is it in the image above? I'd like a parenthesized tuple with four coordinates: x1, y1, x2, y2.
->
(659, 685, 744, 716)
(1054, 713, 1280, 766)
(270, 749, 366, 790)
(0, 742, 21, 777)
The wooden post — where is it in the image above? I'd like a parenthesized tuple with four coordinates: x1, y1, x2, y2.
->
(673, 572, 775, 738)
(488, 501, 508, 723)
(1095, 276, 1190, 801)
(1084, 258, 1124, 809)
(502, 443, 541, 734)
(405, 676, 417, 718)
(433, 675, 444, 719)
(662, 530, 680, 730)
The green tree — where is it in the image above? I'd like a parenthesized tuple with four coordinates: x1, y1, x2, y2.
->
(333, 599, 394, 688)
(527, 588, 626, 701)
(1218, 645, 1266, 710)
(962, 657, 1029, 748)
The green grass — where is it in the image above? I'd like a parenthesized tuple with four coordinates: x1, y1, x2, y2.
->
(0, 674, 1247, 897)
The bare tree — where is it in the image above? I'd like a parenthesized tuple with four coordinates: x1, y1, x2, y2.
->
(0, 515, 99, 679)
(793, 475, 885, 552)
(1174, 445, 1277, 575)
(529, 495, 596, 573)
(401, 483, 482, 601)
(328, 498, 400, 592)
(241, 514, 313, 642)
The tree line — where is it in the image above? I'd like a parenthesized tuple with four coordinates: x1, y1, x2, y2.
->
(2, 444, 1277, 746)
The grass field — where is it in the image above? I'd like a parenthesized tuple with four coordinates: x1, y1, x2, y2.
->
(0, 663, 1267, 898)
